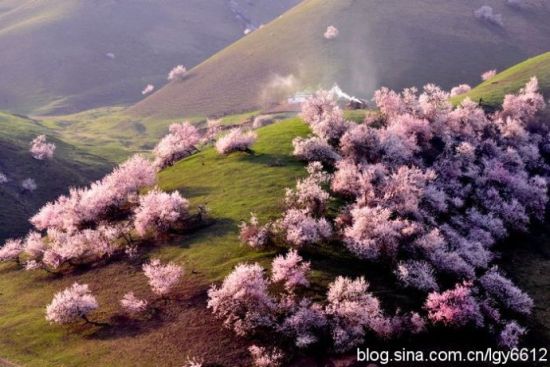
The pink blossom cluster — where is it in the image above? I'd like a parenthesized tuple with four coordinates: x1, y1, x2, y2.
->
(277, 209, 332, 248)
(134, 189, 189, 236)
(482, 69, 497, 81)
(499, 321, 526, 349)
(292, 136, 340, 164)
(323, 25, 339, 40)
(4, 153, 192, 272)
(450, 84, 471, 97)
(425, 281, 483, 327)
(239, 213, 271, 249)
(0, 239, 23, 262)
(248, 345, 284, 367)
(279, 298, 326, 348)
(324, 276, 383, 350)
(167, 65, 187, 81)
(300, 90, 350, 143)
(207, 263, 276, 336)
(215, 128, 257, 155)
(142, 84, 155, 95)
(271, 249, 310, 291)
(45, 283, 98, 324)
(201, 118, 223, 144)
(31, 155, 155, 232)
(30, 135, 56, 160)
(474, 6, 503, 26)
(142, 259, 183, 296)
(21, 178, 37, 192)
(153, 122, 200, 169)
(120, 292, 148, 314)
(284, 162, 330, 215)
(208, 254, 424, 352)
(395, 260, 439, 292)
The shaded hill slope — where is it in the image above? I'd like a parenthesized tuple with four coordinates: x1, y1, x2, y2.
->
(130, 0, 550, 119)
(0, 112, 110, 241)
(0, 0, 300, 115)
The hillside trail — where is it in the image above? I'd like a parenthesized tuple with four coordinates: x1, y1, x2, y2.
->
(0, 357, 20, 367)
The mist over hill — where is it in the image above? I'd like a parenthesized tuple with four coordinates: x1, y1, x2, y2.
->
(130, 0, 550, 119)
(0, 0, 300, 115)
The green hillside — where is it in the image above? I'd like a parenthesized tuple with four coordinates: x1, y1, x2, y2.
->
(0, 112, 110, 241)
(0, 0, 299, 115)
(0, 118, 312, 367)
(130, 0, 550, 119)
(453, 51, 550, 108)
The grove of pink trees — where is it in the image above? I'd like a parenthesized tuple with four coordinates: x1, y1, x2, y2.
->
(225, 78, 548, 352)
(0, 153, 196, 273)
(208, 254, 424, 353)
(30, 135, 56, 160)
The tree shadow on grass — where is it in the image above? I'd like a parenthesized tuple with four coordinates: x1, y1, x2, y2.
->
(89, 283, 209, 341)
(0, 263, 21, 274)
(177, 185, 212, 199)
(168, 217, 239, 249)
(240, 151, 301, 169)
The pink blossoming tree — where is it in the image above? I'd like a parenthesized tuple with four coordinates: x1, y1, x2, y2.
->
(45, 283, 98, 324)
(30, 135, 56, 160)
(142, 259, 183, 297)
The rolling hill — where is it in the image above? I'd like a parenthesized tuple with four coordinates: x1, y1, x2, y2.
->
(130, 0, 550, 119)
(453, 51, 550, 108)
(0, 111, 110, 241)
(0, 0, 300, 115)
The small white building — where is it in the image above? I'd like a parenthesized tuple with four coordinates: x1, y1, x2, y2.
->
(287, 92, 312, 104)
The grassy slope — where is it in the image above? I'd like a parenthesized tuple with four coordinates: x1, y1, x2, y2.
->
(0, 0, 300, 115)
(130, 0, 550, 119)
(0, 111, 109, 241)
(453, 51, 550, 107)
(37, 108, 273, 164)
(0, 118, 311, 367)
